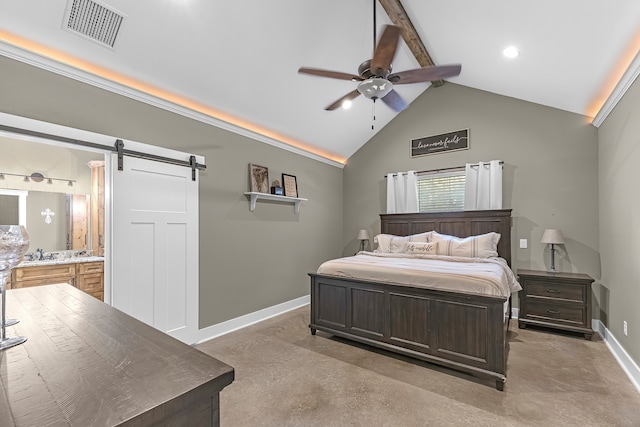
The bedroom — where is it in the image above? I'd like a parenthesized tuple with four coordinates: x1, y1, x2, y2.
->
(0, 0, 639, 424)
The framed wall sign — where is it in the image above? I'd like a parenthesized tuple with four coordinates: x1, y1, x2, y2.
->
(282, 173, 298, 198)
(410, 129, 469, 158)
(249, 163, 269, 193)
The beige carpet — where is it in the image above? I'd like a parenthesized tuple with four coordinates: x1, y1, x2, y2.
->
(196, 307, 640, 426)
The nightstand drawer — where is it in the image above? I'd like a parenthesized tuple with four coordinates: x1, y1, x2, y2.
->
(525, 300, 585, 326)
(525, 280, 585, 303)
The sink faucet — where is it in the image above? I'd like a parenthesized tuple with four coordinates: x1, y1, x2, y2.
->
(36, 248, 44, 260)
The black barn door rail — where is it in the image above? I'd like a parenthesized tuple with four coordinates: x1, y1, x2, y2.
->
(0, 125, 206, 181)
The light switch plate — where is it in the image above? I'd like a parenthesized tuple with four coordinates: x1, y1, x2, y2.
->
(519, 239, 528, 249)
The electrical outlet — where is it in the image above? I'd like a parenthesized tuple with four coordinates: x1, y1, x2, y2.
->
(624, 321, 628, 336)
(519, 239, 528, 249)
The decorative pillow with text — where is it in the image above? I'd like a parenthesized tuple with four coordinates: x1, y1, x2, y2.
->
(374, 231, 432, 253)
(406, 241, 438, 255)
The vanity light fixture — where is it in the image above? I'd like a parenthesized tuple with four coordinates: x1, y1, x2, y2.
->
(0, 172, 76, 186)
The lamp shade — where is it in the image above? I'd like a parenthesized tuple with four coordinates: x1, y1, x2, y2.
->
(541, 229, 564, 244)
(356, 229, 370, 241)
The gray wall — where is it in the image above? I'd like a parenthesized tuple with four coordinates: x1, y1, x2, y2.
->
(344, 83, 600, 312)
(597, 75, 640, 365)
(0, 139, 96, 195)
(0, 55, 344, 328)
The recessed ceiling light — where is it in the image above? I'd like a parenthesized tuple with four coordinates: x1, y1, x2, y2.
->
(342, 100, 352, 109)
(503, 46, 520, 58)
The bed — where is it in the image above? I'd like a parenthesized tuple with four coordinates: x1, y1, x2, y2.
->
(308, 209, 517, 390)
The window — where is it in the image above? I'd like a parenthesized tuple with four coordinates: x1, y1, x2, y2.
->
(417, 171, 465, 212)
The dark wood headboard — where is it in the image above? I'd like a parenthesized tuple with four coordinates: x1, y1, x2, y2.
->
(380, 209, 513, 266)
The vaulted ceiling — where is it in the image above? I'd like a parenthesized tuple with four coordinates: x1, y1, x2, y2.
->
(1, 0, 639, 165)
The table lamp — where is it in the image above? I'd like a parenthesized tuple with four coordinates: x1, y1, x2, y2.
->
(541, 228, 564, 272)
(357, 229, 370, 252)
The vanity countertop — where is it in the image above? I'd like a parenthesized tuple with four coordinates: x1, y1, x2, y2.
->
(18, 256, 105, 267)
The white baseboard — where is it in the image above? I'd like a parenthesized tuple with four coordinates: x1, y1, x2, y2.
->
(197, 294, 310, 344)
(593, 319, 640, 394)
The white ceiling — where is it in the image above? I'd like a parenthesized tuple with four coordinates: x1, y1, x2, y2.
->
(1, 0, 640, 164)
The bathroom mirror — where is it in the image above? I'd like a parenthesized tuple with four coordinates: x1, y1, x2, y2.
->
(0, 189, 90, 253)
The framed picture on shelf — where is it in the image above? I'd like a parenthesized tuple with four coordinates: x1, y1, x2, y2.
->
(249, 164, 269, 193)
(282, 173, 298, 198)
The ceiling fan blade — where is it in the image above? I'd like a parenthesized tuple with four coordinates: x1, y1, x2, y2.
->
(381, 89, 407, 112)
(325, 89, 362, 111)
(371, 25, 401, 76)
(298, 67, 363, 81)
(388, 64, 462, 84)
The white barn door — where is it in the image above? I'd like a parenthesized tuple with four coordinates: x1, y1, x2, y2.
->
(110, 155, 199, 344)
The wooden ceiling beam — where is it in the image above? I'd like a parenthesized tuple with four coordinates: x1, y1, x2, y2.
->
(378, 0, 444, 87)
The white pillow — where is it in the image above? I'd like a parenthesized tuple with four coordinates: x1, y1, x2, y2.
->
(374, 231, 432, 253)
(430, 231, 501, 258)
(406, 241, 438, 255)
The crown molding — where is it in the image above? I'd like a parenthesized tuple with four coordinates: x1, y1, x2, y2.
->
(0, 41, 344, 169)
(592, 50, 640, 127)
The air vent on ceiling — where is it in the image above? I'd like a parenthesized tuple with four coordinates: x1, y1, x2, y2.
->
(64, 0, 125, 49)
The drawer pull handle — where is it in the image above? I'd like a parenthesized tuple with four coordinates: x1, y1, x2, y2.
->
(547, 309, 561, 314)
(546, 288, 561, 293)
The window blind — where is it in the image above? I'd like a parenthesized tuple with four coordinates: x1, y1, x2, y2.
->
(417, 171, 465, 212)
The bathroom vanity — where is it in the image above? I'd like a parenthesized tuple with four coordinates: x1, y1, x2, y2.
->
(9, 257, 105, 300)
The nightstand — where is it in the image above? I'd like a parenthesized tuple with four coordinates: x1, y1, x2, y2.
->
(517, 269, 594, 340)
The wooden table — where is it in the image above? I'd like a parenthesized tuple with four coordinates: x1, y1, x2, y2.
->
(0, 284, 234, 426)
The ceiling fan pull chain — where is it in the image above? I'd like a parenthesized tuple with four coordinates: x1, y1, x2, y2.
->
(372, 99, 376, 130)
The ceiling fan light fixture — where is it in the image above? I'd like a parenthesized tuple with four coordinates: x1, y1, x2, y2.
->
(357, 78, 393, 100)
(342, 100, 353, 109)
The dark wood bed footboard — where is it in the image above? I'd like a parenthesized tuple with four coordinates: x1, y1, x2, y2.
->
(309, 209, 514, 390)
(309, 273, 509, 390)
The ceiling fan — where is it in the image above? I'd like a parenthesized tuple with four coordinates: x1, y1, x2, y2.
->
(298, 3, 462, 113)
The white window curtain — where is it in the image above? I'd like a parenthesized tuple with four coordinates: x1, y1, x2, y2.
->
(464, 160, 503, 210)
(386, 171, 419, 213)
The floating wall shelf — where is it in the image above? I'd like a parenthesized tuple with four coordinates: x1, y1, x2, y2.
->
(244, 192, 308, 214)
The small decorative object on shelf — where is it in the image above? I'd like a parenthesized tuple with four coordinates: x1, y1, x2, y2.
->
(0, 225, 30, 350)
(270, 180, 284, 195)
(249, 163, 269, 193)
(282, 173, 298, 197)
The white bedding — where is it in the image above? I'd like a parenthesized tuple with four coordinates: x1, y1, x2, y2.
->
(317, 252, 522, 298)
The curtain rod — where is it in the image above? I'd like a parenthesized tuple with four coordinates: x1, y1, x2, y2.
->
(384, 161, 504, 178)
